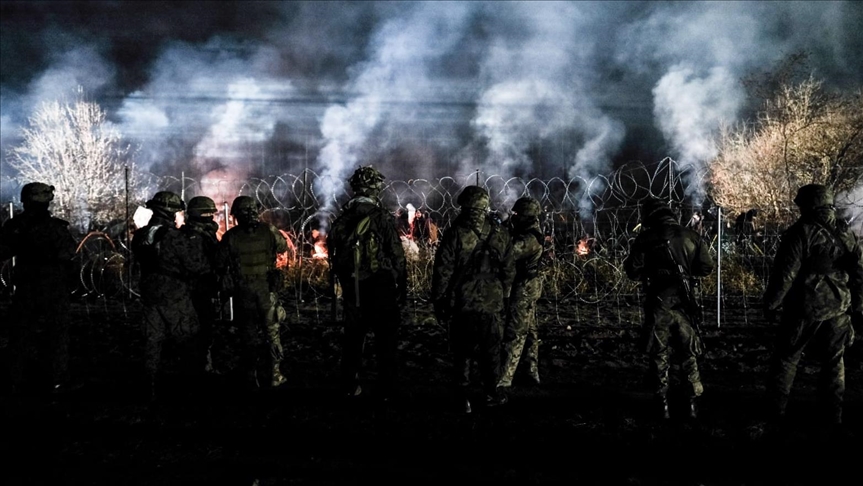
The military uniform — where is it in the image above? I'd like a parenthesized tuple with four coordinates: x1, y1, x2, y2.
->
(500, 197, 544, 388)
(432, 186, 515, 412)
(327, 166, 407, 400)
(181, 196, 222, 374)
(624, 198, 714, 419)
(0, 183, 77, 393)
(132, 191, 210, 397)
(764, 184, 863, 425)
(220, 196, 288, 389)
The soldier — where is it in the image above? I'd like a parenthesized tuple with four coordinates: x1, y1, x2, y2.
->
(219, 196, 288, 390)
(327, 166, 407, 403)
(0, 183, 77, 394)
(131, 191, 210, 400)
(181, 196, 222, 375)
(499, 196, 545, 388)
(764, 184, 863, 426)
(432, 186, 515, 413)
(624, 197, 714, 420)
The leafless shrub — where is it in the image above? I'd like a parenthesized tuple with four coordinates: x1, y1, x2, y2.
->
(6, 88, 145, 232)
(709, 76, 863, 226)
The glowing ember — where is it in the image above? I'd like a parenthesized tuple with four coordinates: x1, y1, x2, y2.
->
(311, 229, 328, 259)
(576, 237, 593, 256)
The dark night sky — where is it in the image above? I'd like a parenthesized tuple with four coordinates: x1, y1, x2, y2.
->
(1, 1, 862, 204)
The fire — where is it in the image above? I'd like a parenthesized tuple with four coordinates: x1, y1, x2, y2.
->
(311, 229, 328, 259)
(576, 236, 593, 256)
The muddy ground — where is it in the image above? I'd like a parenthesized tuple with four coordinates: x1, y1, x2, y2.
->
(1, 295, 861, 486)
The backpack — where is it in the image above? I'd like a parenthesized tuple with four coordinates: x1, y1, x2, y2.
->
(452, 221, 503, 313)
(336, 213, 382, 282)
(132, 224, 170, 270)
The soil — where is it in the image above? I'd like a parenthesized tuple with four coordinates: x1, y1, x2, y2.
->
(1, 295, 861, 486)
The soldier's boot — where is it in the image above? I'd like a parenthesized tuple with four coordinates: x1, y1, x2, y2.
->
(271, 365, 287, 388)
(346, 384, 362, 398)
(655, 395, 670, 420)
(528, 364, 541, 386)
(825, 401, 842, 426)
(768, 393, 788, 425)
(245, 370, 260, 391)
(485, 386, 509, 408)
(688, 396, 699, 420)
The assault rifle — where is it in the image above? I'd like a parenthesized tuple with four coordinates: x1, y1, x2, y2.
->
(663, 240, 706, 351)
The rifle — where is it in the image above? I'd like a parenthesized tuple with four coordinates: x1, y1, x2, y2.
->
(662, 240, 706, 352)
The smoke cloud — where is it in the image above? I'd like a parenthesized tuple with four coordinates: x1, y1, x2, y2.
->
(2, 1, 862, 214)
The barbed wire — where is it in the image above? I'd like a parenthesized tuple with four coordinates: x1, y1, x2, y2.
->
(2, 159, 861, 308)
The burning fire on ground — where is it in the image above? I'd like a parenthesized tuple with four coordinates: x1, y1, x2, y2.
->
(576, 236, 594, 257)
(310, 229, 328, 259)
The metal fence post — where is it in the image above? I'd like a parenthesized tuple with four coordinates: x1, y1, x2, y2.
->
(716, 206, 722, 329)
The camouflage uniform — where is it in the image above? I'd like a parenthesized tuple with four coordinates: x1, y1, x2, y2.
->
(764, 184, 863, 425)
(181, 196, 222, 374)
(624, 198, 714, 419)
(432, 186, 515, 412)
(132, 192, 210, 397)
(327, 166, 407, 400)
(220, 196, 289, 389)
(0, 183, 76, 393)
(500, 197, 544, 388)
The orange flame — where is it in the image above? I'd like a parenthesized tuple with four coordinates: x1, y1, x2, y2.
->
(311, 229, 328, 259)
(576, 236, 593, 256)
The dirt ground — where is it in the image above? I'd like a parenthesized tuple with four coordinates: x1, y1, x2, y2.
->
(1, 295, 861, 486)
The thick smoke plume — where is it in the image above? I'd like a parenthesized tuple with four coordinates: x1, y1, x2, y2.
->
(2, 1, 862, 215)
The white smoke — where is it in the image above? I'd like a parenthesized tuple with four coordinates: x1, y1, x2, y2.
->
(115, 38, 298, 206)
(470, 2, 625, 214)
(3, 1, 863, 212)
(316, 2, 472, 208)
(652, 64, 742, 198)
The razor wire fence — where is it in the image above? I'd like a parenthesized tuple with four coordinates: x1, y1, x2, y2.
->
(1, 158, 861, 326)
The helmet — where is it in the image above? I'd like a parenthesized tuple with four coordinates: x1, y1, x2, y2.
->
(511, 197, 542, 218)
(21, 182, 55, 204)
(349, 166, 385, 196)
(457, 186, 490, 210)
(230, 195, 259, 216)
(793, 184, 834, 210)
(186, 196, 217, 217)
(640, 197, 674, 222)
(145, 191, 185, 212)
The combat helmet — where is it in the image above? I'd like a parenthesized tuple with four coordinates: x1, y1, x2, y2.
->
(349, 165, 385, 197)
(512, 197, 542, 218)
(186, 196, 217, 217)
(145, 191, 185, 212)
(457, 186, 490, 210)
(640, 197, 674, 223)
(230, 195, 260, 225)
(793, 184, 834, 210)
(21, 182, 55, 204)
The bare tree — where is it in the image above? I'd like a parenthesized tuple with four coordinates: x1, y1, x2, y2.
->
(709, 76, 863, 226)
(6, 89, 143, 232)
